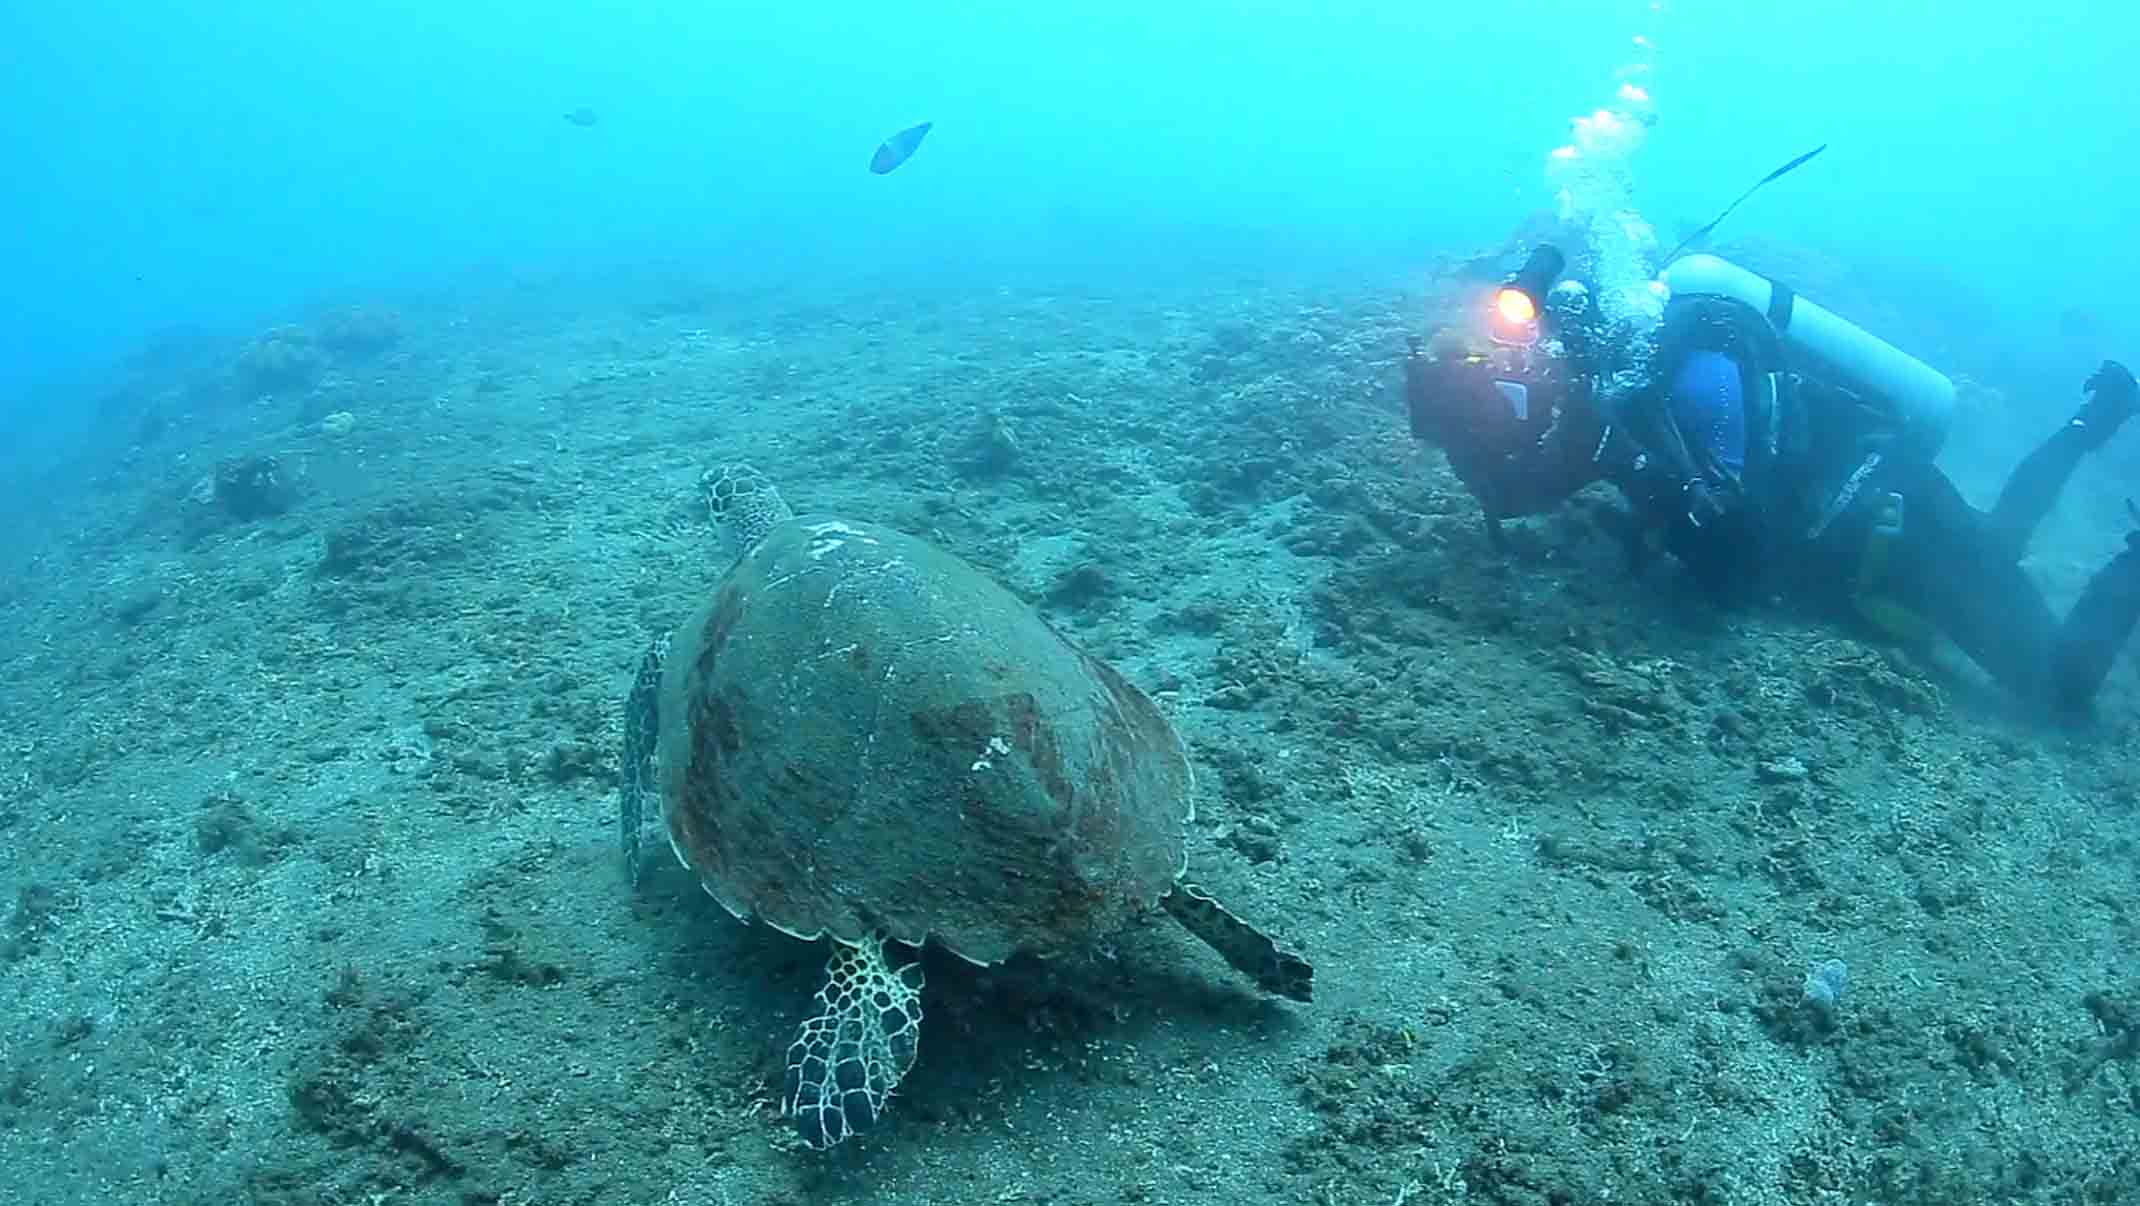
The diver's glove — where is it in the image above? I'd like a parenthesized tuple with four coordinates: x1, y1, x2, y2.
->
(1665, 476, 1763, 601)
(2073, 360, 2138, 449)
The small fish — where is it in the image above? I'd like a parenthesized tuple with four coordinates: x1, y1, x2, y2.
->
(869, 121, 932, 174)
(564, 107, 599, 128)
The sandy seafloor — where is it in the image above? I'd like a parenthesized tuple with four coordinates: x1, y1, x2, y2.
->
(1, 249, 2137, 1206)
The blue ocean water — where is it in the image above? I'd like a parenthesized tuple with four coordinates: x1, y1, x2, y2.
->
(4, 1, 2130, 407)
(1, 3, 2137, 1203)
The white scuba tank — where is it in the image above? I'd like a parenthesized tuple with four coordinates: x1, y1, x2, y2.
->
(1660, 253, 1957, 457)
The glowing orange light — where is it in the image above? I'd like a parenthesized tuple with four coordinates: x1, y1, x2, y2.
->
(1494, 288, 1538, 326)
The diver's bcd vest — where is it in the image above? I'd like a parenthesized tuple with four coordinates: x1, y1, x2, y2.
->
(1642, 297, 1933, 633)
(1629, 293, 1792, 498)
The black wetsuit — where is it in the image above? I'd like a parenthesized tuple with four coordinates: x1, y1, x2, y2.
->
(1807, 427, 2140, 709)
(1405, 300, 2140, 712)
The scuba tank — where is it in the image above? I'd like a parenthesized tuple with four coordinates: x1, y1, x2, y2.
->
(1660, 254, 1957, 461)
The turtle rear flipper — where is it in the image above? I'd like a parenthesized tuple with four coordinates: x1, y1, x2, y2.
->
(1163, 882, 1313, 1002)
(619, 634, 669, 886)
(784, 936, 925, 1149)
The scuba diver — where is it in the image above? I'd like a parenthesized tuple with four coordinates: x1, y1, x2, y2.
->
(1403, 242, 2140, 715)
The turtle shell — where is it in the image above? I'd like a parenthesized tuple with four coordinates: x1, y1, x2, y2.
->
(656, 516, 1192, 963)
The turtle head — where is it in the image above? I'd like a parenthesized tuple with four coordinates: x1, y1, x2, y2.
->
(701, 462, 796, 558)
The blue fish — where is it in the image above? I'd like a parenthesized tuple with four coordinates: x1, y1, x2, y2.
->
(870, 122, 932, 174)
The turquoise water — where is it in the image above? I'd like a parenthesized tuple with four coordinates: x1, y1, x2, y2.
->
(5, 1, 2132, 403)
(1, 3, 2136, 1203)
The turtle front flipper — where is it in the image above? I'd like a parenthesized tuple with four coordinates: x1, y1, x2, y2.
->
(619, 634, 669, 886)
(1163, 882, 1314, 1003)
(783, 936, 925, 1149)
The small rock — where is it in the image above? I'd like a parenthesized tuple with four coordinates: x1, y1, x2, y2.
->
(1757, 756, 1809, 783)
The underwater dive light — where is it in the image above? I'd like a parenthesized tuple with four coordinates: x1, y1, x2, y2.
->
(1489, 244, 1567, 345)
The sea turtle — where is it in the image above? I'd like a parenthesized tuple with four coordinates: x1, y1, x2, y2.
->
(620, 464, 1312, 1150)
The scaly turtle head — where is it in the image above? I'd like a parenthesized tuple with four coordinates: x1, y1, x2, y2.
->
(700, 462, 796, 559)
